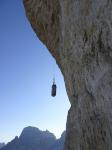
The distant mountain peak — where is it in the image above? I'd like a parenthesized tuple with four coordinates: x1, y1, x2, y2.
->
(0, 126, 65, 150)
(19, 126, 56, 142)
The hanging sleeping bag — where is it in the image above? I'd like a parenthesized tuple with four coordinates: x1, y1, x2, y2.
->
(51, 82, 57, 97)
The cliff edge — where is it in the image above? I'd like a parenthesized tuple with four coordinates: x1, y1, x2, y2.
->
(23, 0, 112, 150)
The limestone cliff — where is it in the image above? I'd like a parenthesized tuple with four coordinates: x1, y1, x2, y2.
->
(23, 0, 112, 150)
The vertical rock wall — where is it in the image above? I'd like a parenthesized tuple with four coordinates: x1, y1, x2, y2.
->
(23, 0, 112, 149)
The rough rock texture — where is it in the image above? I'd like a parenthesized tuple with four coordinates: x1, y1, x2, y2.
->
(23, 0, 112, 150)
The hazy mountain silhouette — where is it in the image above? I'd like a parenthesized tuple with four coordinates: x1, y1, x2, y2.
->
(0, 143, 5, 149)
(50, 131, 65, 150)
(0, 127, 65, 150)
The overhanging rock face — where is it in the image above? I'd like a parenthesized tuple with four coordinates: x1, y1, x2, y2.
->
(23, 0, 112, 150)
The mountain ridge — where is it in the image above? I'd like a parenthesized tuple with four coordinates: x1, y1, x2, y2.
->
(0, 127, 65, 150)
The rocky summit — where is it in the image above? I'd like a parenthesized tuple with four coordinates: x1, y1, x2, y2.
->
(0, 127, 65, 150)
(23, 0, 112, 150)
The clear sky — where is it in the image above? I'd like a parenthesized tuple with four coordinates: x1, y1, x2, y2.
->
(0, 0, 70, 143)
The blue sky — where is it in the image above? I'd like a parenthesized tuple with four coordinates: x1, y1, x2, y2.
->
(0, 0, 70, 143)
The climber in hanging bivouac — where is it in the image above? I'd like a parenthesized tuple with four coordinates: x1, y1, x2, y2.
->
(51, 79, 57, 97)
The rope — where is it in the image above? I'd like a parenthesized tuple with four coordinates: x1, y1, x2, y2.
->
(53, 60, 56, 84)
